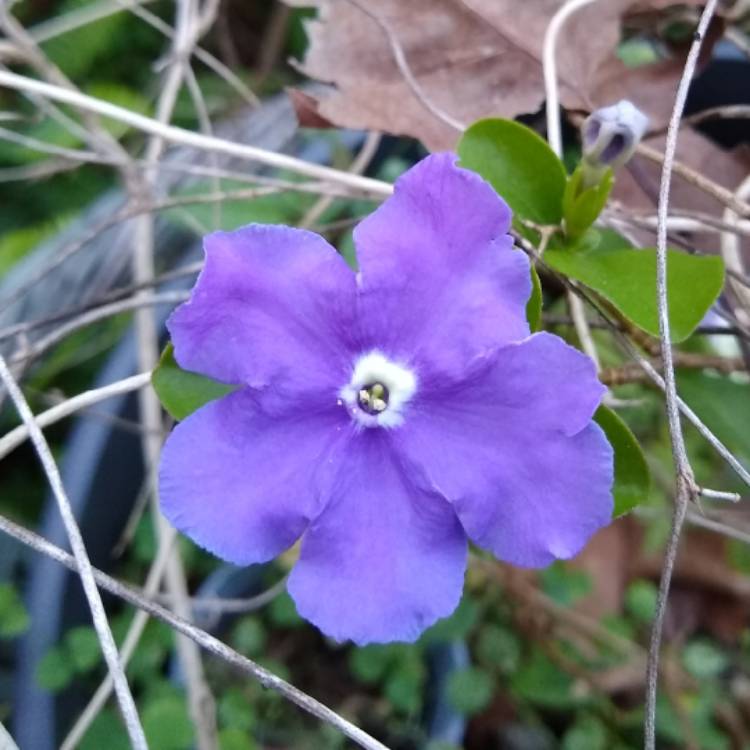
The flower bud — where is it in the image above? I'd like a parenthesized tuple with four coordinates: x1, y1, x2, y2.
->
(581, 100, 649, 187)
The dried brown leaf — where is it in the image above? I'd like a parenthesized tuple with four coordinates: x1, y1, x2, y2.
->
(290, 0, 703, 149)
(286, 87, 337, 128)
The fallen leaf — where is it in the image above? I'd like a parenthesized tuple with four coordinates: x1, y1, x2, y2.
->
(285, 87, 337, 128)
(289, 0, 704, 150)
(611, 128, 750, 249)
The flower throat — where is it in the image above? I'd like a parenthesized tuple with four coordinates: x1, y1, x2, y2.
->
(358, 382, 390, 415)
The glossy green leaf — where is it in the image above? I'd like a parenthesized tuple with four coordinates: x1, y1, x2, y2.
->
(152, 343, 235, 421)
(527, 264, 543, 332)
(562, 165, 613, 240)
(594, 405, 650, 517)
(458, 118, 567, 229)
(546, 233, 725, 342)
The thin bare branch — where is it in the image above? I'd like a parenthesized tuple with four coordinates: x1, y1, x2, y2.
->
(0, 372, 151, 460)
(0, 356, 147, 750)
(0, 514, 390, 750)
(61, 526, 179, 750)
(645, 4, 719, 748)
(130, 1, 219, 743)
(0, 70, 393, 198)
(9, 291, 187, 367)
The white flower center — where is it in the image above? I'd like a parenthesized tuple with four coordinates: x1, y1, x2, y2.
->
(339, 351, 417, 428)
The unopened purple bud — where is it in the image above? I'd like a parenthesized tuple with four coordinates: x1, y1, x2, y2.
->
(582, 100, 649, 174)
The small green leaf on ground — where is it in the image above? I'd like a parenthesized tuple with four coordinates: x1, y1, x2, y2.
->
(65, 626, 101, 673)
(625, 579, 658, 624)
(0, 583, 30, 638)
(36, 647, 74, 692)
(446, 666, 494, 715)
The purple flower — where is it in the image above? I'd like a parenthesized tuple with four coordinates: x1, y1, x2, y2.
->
(159, 153, 614, 645)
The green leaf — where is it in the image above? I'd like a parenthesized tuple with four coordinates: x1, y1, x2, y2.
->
(384, 656, 424, 714)
(545, 232, 725, 342)
(36, 646, 74, 692)
(625, 579, 658, 624)
(218, 728, 258, 750)
(218, 690, 255, 732)
(527, 264, 543, 332)
(445, 667, 494, 715)
(152, 343, 235, 421)
(540, 562, 591, 606)
(0, 583, 30, 638)
(142, 696, 194, 750)
(85, 83, 151, 139)
(476, 625, 521, 675)
(458, 118, 567, 230)
(562, 165, 613, 240)
(349, 644, 396, 684)
(0, 221, 68, 276)
(683, 639, 729, 680)
(511, 650, 576, 708)
(126, 620, 171, 682)
(562, 715, 608, 750)
(41, 0, 128, 79)
(65, 626, 101, 673)
(677, 371, 750, 462)
(268, 591, 302, 628)
(231, 617, 267, 657)
(80, 710, 130, 750)
(420, 596, 478, 644)
(594, 405, 650, 517)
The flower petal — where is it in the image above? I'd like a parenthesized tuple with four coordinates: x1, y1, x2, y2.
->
(288, 429, 467, 645)
(354, 153, 531, 378)
(397, 334, 613, 567)
(159, 388, 347, 566)
(168, 224, 357, 392)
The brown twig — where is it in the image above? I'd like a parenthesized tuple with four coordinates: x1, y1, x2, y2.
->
(601, 353, 747, 386)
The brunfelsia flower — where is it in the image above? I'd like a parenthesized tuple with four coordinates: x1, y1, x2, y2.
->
(159, 153, 614, 645)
